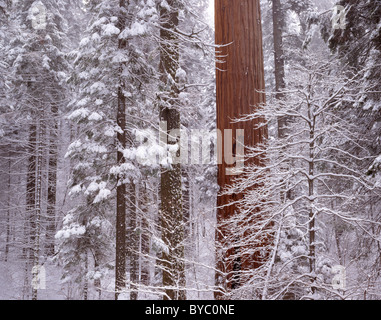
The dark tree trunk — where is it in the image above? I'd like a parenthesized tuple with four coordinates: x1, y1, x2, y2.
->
(84, 252, 88, 300)
(32, 120, 44, 301)
(46, 104, 58, 256)
(182, 169, 191, 239)
(115, 83, 127, 300)
(140, 182, 150, 287)
(94, 255, 102, 300)
(25, 123, 37, 299)
(272, 0, 287, 138)
(115, 0, 129, 300)
(128, 183, 139, 300)
(26, 124, 37, 252)
(159, 0, 186, 301)
(308, 103, 316, 291)
(5, 152, 11, 262)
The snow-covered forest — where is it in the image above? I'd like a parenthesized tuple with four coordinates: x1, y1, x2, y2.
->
(0, 0, 380, 300)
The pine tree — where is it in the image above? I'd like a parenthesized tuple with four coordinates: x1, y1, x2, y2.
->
(157, 0, 186, 301)
(324, 1, 381, 175)
(322, 0, 381, 297)
(5, 0, 71, 299)
(62, 0, 158, 299)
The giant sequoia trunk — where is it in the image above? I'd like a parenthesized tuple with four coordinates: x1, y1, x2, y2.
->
(215, 0, 266, 299)
(159, 0, 186, 301)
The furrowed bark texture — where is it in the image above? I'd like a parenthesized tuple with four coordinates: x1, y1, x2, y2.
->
(115, 0, 128, 300)
(159, 0, 186, 301)
(215, 0, 267, 299)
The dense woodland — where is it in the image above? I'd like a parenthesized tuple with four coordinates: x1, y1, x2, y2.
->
(0, 0, 381, 300)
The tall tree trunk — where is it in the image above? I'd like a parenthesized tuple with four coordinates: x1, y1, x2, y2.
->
(128, 183, 139, 300)
(140, 182, 150, 287)
(32, 119, 44, 301)
(25, 123, 37, 299)
(308, 103, 316, 293)
(26, 124, 37, 245)
(5, 151, 11, 262)
(272, 0, 293, 202)
(115, 0, 129, 300)
(272, 0, 287, 138)
(159, 0, 186, 301)
(215, 0, 266, 299)
(84, 251, 88, 300)
(46, 104, 58, 256)
(182, 169, 191, 239)
(115, 73, 127, 300)
(94, 257, 102, 300)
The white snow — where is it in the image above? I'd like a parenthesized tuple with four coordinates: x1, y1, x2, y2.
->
(68, 107, 103, 122)
(175, 67, 187, 83)
(119, 21, 147, 38)
(69, 184, 82, 196)
(104, 127, 115, 137)
(55, 223, 86, 239)
(88, 112, 103, 121)
(102, 24, 120, 36)
(93, 188, 111, 203)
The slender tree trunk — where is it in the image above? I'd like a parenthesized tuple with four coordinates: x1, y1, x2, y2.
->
(94, 255, 101, 300)
(5, 152, 11, 262)
(333, 201, 343, 265)
(140, 182, 150, 287)
(46, 104, 58, 256)
(115, 0, 129, 300)
(272, 0, 293, 204)
(128, 183, 139, 300)
(32, 120, 44, 301)
(307, 102, 316, 292)
(25, 123, 37, 299)
(84, 252, 88, 300)
(26, 124, 37, 241)
(153, 183, 162, 286)
(159, 0, 186, 300)
(115, 81, 127, 300)
(182, 169, 191, 239)
(272, 0, 287, 138)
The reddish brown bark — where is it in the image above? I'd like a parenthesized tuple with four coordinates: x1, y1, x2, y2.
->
(215, 0, 267, 299)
